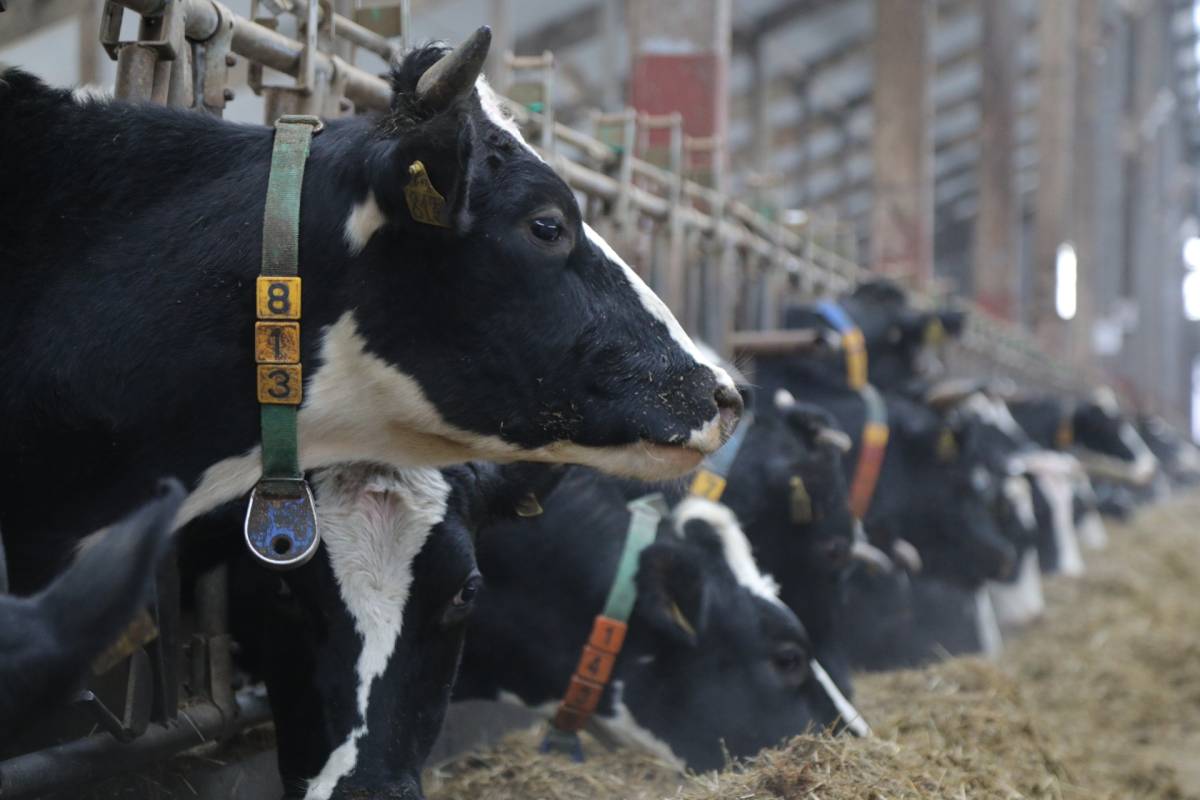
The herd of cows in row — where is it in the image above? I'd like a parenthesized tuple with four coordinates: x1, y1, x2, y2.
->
(0, 30, 1196, 800)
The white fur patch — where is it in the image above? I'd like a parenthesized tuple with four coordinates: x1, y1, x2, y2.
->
(343, 191, 386, 255)
(960, 393, 1025, 439)
(1030, 465, 1085, 577)
(810, 660, 871, 737)
(973, 587, 1004, 658)
(72, 85, 111, 104)
(1003, 475, 1037, 532)
(673, 496, 782, 605)
(475, 77, 532, 151)
(988, 548, 1045, 627)
(1077, 511, 1109, 550)
(304, 465, 450, 800)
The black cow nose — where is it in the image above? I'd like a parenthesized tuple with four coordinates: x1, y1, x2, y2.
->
(714, 383, 744, 434)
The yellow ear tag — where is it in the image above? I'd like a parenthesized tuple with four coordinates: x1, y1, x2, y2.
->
(790, 476, 814, 524)
(924, 318, 946, 347)
(668, 601, 696, 638)
(936, 427, 958, 462)
(404, 160, 449, 228)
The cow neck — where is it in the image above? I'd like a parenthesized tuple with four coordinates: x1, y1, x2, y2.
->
(243, 115, 324, 570)
(541, 493, 667, 760)
(688, 412, 754, 501)
(813, 301, 889, 521)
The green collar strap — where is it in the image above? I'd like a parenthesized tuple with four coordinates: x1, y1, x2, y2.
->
(542, 493, 667, 758)
(244, 115, 323, 570)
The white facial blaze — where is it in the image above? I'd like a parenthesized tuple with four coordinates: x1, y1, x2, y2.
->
(988, 548, 1045, 627)
(973, 587, 1005, 658)
(673, 496, 782, 606)
(303, 465, 450, 800)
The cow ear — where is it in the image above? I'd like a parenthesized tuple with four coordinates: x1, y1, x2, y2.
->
(368, 111, 477, 234)
(466, 461, 567, 524)
(634, 543, 709, 648)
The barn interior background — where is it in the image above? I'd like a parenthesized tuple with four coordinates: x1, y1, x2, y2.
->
(3, 2, 1200, 798)
(5, 0, 1200, 432)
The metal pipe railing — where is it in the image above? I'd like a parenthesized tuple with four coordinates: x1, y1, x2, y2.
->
(0, 690, 272, 799)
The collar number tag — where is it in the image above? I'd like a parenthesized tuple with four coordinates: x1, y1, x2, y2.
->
(244, 479, 320, 569)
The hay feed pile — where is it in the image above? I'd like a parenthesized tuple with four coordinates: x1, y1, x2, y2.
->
(427, 493, 1200, 800)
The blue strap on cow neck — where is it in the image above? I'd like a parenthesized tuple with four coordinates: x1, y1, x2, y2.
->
(244, 115, 323, 571)
(688, 413, 754, 501)
(814, 300, 868, 390)
(540, 493, 667, 761)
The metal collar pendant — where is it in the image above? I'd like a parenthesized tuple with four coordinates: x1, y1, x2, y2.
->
(244, 115, 323, 570)
(541, 493, 667, 760)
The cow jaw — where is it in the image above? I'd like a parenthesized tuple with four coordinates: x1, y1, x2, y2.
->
(301, 313, 722, 481)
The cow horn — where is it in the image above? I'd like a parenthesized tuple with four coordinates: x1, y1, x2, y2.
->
(850, 540, 894, 573)
(416, 26, 492, 112)
(815, 427, 852, 454)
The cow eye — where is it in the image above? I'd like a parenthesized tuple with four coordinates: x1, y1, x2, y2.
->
(452, 571, 483, 607)
(529, 217, 564, 242)
(442, 570, 483, 627)
(770, 644, 811, 687)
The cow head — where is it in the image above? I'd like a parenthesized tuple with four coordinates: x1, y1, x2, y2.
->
(310, 28, 740, 483)
(619, 499, 865, 771)
(236, 462, 553, 800)
(782, 281, 964, 390)
(886, 399, 1017, 587)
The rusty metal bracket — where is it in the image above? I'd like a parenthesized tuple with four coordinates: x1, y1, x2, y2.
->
(200, 1, 237, 113)
(100, 0, 182, 61)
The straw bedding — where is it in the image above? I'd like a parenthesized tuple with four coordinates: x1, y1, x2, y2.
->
(426, 494, 1200, 800)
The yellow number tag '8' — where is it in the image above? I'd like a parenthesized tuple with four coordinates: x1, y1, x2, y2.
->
(257, 276, 301, 320)
(257, 364, 302, 405)
(689, 469, 727, 501)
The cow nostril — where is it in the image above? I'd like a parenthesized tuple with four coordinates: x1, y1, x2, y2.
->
(714, 384, 743, 431)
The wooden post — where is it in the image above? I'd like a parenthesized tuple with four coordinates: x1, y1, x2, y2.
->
(1067, 0, 1104, 366)
(486, 0, 512, 91)
(869, 0, 933, 286)
(1031, 0, 1077, 343)
(972, 0, 1020, 320)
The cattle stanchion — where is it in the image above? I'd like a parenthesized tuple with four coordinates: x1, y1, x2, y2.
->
(0, 689, 272, 800)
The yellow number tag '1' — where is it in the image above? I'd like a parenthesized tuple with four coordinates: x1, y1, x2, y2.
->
(257, 276, 301, 320)
(255, 322, 300, 364)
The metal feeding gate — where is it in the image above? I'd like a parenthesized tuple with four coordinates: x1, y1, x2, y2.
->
(0, 0, 1096, 796)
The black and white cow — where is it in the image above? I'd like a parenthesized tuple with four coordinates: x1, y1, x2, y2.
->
(0, 31, 739, 593)
(1008, 390, 1158, 487)
(454, 467, 866, 772)
(783, 281, 965, 391)
(190, 461, 559, 800)
(690, 393, 860, 695)
(0, 481, 183, 738)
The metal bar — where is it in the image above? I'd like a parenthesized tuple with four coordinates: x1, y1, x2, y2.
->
(0, 690, 272, 799)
